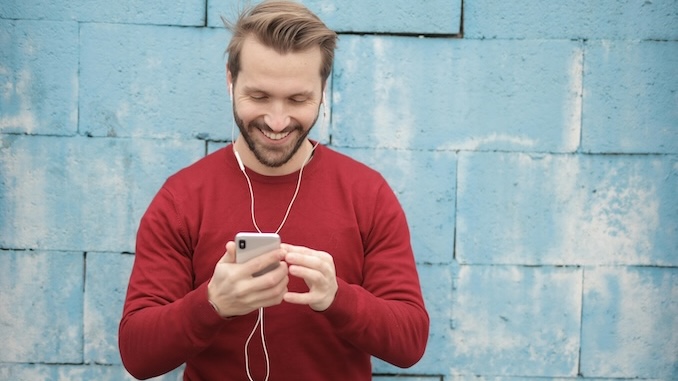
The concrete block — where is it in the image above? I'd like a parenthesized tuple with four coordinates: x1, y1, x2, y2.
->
(464, 0, 678, 40)
(0, 0, 204, 26)
(333, 36, 582, 152)
(0, 20, 78, 135)
(84, 252, 135, 364)
(443, 377, 643, 381)
(80, 23, 231, 140)
(373, 376, 440, 381)
(0, 251, 84, 363)
(207, 0, 461, 34)
(0, 135, 203, 252)
(457, 152, 678, 266)
(373, 264, 455, 375)
(449, 265, 582, 377)
(338, 148, 456, 264)
(581, 267, 678, 379)
(0, 364, 184, 381)
(583, 40, 678, 154)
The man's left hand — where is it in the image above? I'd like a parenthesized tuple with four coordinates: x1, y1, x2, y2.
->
(281, 244, 338, 311)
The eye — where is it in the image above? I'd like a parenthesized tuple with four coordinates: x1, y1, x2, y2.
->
(249, 93, 268, 101)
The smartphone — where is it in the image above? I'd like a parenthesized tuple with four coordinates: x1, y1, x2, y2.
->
(235, 232, 281, 277)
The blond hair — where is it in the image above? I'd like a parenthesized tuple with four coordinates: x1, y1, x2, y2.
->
(224, 0, 337, 87)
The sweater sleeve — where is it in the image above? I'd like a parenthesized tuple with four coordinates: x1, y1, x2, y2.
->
(118, 186, 227, 379)
(321, 181, 430, 368)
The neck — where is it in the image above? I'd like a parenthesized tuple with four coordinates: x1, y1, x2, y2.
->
(233, 138, 314, 176)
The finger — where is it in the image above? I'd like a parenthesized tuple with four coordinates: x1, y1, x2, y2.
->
(285, 251, 317, 266)
(241, 250, 286, 277)
(247, 266, 290, 302)
(287, 263, 322, 282)
(217, 241, 236, 264)
(280, 243, 313, 255)
(286, 252, 334, 278)
(283, 291, 313, 305)
(226, 241, 236, 255)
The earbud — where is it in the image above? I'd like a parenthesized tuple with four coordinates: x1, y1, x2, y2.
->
(229, 84, 233, 101)
(234, 149, 245, 172)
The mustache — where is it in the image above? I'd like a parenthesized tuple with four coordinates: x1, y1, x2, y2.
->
(248, 117, 303, 133)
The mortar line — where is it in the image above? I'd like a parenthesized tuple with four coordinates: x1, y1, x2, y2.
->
(577, 266, 586, 377)
(204, 0, 209, 27)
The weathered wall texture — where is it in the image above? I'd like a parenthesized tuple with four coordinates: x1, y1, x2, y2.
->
(1, 0, 676, 380)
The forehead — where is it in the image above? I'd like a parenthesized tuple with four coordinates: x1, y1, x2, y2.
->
(237, 37, 324, 93)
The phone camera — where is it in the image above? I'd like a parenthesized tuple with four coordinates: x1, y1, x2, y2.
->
(238, 240, 246, 249)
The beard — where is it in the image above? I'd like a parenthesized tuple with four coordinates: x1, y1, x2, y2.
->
(233, 107, 318, 168)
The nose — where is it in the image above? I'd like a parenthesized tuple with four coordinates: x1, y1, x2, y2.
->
(263, 101, 291, 132)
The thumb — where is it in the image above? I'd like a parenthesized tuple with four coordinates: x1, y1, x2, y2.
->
(218, 241, 236, 264)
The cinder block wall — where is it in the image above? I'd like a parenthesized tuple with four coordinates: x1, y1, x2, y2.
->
(1, 1, 676, 380)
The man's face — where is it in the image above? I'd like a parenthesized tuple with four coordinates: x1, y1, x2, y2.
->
(230, 37, 324, 168)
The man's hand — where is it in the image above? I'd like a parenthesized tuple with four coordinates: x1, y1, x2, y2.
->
(281, 244, 338, 311)
(207, 241, 289, 318)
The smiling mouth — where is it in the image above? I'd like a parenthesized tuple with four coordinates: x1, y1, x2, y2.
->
(261, 130, 291, 141)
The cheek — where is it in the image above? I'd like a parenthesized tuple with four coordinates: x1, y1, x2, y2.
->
(297, 108, 320, 127)
(233, 103, 257, 124)
(237, 102, 319, 127)
(292, 103, 323, 126)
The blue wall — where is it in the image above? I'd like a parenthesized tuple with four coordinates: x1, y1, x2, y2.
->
(1, 1, 676, 380)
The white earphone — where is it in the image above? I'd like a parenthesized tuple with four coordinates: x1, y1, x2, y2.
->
(234, 149, 245, 171)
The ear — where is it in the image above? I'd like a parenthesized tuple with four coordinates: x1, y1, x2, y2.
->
(226, 70, 234, 98)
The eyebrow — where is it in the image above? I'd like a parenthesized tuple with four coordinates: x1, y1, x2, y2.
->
(241, 86, 316, 98)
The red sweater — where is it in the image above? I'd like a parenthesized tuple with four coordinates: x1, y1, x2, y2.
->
(119, 144, 429, 381)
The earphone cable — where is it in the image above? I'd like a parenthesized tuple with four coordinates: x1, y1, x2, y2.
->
(245, 307, 270, 381)
(232, 93, 326, 381)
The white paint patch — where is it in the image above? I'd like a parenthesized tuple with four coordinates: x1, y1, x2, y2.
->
(145, 56, 162, 70)
(116, 101, 130, 123)
(554, 159, 660, 264)
(0, 113, 38, 132)
(584, 175, 658, 261)
(600, 39, 613, 60)
(547, 155, 584, 263)
(6, 367, 51, 381)
(384, 148, 415, 192)
(371, 38, 414, 149)
(0, 141, 49, 247)
(79, 146, 130, 246)
(1, 65, 12, 99)
(85, 303, 117, 362)
(70, 73, 78, 126)
(586, 267, 678, 377)
(0, 253, 50, 361)
(564, 47, 583, 151)
(452, 266, 581, 374)
(452, 267, 524, 356)
(441, 133, 537, 151)
(317, 0, 337, 13)
(0, 69, 37, 133)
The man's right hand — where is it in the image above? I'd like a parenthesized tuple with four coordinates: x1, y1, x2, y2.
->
(207, 241, 289, 318)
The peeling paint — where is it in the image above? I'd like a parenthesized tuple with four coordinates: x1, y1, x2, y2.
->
(371, 38, 414, 149)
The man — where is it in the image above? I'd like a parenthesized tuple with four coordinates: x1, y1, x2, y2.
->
(118, 1, 429, 380)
